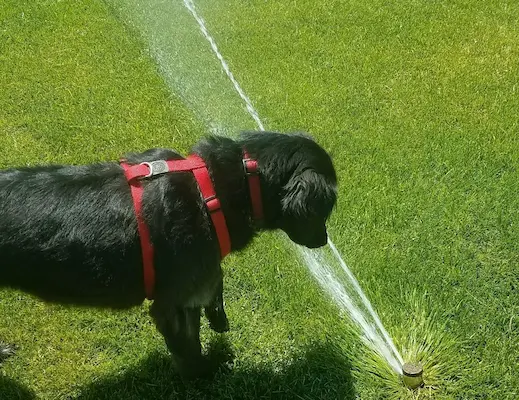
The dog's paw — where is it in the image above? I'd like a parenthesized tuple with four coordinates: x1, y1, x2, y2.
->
(178, 356, 218, 381)
(177, 347, 234, 381)
(205, 307, 230, 333)
(0, 343, 16, 363)
(207, 336, 234, 374)
(208, 318, 230, 333)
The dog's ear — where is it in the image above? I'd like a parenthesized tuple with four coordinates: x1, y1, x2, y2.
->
(281, 169, 336, 217)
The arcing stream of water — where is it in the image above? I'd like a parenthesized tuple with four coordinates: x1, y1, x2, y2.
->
(302, 240, 403, 373)
(110, 0, 404, 375)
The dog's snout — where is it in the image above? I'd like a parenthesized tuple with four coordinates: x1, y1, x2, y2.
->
(303, 227, 328, 249)
(309, 232, 328, 248)
(318, 231, 328, 247)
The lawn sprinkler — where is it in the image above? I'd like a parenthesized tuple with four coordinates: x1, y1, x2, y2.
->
(402, 362, 423, 389)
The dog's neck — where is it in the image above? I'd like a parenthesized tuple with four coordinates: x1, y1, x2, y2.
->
(191, 137, 283, 252)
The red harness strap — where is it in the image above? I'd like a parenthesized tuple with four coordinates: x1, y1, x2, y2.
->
(120, 163, 155, 300)
(243, 151, 264, 222)
(120, 155, 231, 299)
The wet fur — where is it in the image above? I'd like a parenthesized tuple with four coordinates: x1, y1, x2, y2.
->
(0, 132, 337, 378)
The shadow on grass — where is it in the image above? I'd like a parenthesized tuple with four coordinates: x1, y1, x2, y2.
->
(0, 376, 36, 400)
(75, 337, 356, 400)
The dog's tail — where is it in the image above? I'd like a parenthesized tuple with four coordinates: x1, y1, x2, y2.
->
(0, 342, 16, 363)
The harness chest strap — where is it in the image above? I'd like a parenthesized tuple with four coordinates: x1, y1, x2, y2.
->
(120, 165, 155, 300)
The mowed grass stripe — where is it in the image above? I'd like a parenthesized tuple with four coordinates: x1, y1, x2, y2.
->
(0, 0, 203, 165)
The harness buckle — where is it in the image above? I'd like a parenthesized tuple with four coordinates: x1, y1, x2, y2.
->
(205, 195, 221, 213)
(242, 158, 258, 176)
(140, 160, 169, 178)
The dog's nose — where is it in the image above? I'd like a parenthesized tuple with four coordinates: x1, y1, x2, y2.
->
(306, 229, 328, 248)
(319, 233, 328, 247)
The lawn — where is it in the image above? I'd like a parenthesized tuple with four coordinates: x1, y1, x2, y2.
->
(1, 0, 519, 399)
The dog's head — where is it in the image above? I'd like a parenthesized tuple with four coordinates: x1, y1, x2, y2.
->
(280, 162, 337, 248)
(241, 132, 337, 249)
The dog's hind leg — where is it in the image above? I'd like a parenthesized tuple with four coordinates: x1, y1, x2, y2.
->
(0, 342, 16, 363)
(204, 279, 229, 333)
(150, 302, 213, 379)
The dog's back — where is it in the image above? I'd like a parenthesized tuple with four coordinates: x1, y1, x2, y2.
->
(0, 163, 144, 307)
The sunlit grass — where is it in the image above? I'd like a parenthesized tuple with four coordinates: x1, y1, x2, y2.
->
(1, 0, 519, 398)
(355, 291, 463, 399)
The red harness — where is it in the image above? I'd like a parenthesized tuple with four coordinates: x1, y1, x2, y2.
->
(121, 152, 262, 300)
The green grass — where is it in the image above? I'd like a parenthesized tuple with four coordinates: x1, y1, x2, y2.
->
(1, 0, 519, 399)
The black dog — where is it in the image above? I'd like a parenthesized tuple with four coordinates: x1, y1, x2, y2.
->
(0, 131, 337, 378)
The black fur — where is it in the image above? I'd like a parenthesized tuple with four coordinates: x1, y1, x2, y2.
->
(0, 343, 16, 363)
(0, 132, 337, 378)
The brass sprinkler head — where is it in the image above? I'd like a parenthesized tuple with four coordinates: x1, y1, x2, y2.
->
(402, 362, 424, 389)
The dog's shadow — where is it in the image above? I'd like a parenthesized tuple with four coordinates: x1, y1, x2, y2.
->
(0, 375, 36, 400)
(75, 337, 356, 400)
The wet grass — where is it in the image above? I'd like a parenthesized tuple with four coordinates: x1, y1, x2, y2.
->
(1, 0, 519, 399)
